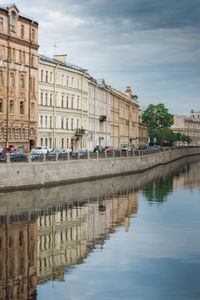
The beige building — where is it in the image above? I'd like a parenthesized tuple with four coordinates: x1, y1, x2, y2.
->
(88, 78, 111, 150)
(0, 4, 39, 152)
(110, 86, 140, 148)
(173, 114, 200, 146)
(38, 54, 89, 150)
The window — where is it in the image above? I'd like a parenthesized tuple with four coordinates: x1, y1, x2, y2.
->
(77, 78, 80, 89)
(10, 100, 14, 115)
(0, 99, 2, 113)
(66, 96, 69, 108)
(31, 54, 34, 67)
(77, 96, 79, 109)
(45, 116, 48, 127)
(31, 29, 35, 41)
(66, 118, 68, 130)
(46, 71, 48, 82)
(50, 116, 52, 128)
(10, 11, 16, 31)
(50, 72, 52, 82)
(45, 93, 48, 105)
(18, 128, 21, 139)
(41, 70, 43, 81)
(50, 94, 52, 106)
(22, 128, 25, 139)
(0, 71, 3, 86)
(19, 231, 23, 246)
(8, 128, 10, 139)
(31, 103, 34, 117)
(62, 138, 64, 148)
(62, 95, 64, 107)
(71, 77, 74, 87)
(20, 75, 24, 89)
(49, 138, 52, 148)
(41, 138, 43, 146)
(12, 128, 15, 139)
(23, 51, 25, 64)
(21, 24, 24, 38)
(66, 76, 69, 86)
(71, 96, 74, 108)
(40, 116, 43, 127)
(0, 18, 3, 31)
(10, 73, 14, 88)
(77, 119, 79, 129)
(67, 138, 69, 148)
(45, 138, 48, 146)
(71, 118, 73, 130)
(61, 118, 64, 129)
(41, 93, 43, 105)
(20, 101, 24, 115)
(9, 232, 13, 248)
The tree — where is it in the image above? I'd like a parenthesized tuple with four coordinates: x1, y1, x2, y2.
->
(142, 103, 174, 132)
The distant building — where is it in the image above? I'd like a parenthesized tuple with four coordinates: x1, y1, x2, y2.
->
(88, 78, 111, 150)
(172, 114, 200, 146)
(0, 4, 39, 152)
(38, 54, 89, 150)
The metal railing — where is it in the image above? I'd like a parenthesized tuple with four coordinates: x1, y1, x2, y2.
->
(0, 146, 199, 165)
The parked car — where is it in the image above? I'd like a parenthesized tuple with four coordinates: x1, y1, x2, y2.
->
(148, 145, 160, 150)
(138, 145, 148, 150)
(0, 153, 6, 162)
(31, 146, 49, 154)
(2, 146, 17, 154)
(104, 146, 116, 152)
(10, 152, 27, 162)
(47, 148, 67, 159)
(94, 145, 104, 153)
(71, 149, 87, 158)
(121, 144, 133, 152)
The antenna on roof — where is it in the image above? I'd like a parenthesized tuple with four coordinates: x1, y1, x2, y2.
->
(54, 43, 56, 56)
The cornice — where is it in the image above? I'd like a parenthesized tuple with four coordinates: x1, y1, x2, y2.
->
(0, 33, 39, 50)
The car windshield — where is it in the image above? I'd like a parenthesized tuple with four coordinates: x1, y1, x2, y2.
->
(35, 147, 42, 150)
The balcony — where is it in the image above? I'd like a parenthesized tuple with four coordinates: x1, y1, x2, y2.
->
(75, 128, 85, 136)
(99, 115, 106, 122)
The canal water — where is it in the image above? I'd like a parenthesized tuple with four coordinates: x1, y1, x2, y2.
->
(0, 156, 200, 300)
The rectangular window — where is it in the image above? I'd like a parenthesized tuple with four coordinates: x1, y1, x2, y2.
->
(45, 116, 48, 127)
(49, 138, 52, 148)
(18, 128, 21, 139)
(45, 138, 48, 146)
(1, 128, 4, 138)
(77, 96, 79, 109)
(32, 29, 35, 41)
(50, 116, 52, 128)
(31, 54, 34, 67)
(21, 24, 24, 38)
(46, 71, 48, 82)
(71, 118, 73, 130)
(0, 99, 2, 113)
(20, 75, 24, 89)
(19, 231, 23, 247)
(50, 72, 52, 82)
(62, 95, 64, 107)
(45, 93, 48, 105)
(71, 96, 74, 108)
(41, 70, 43, 81)
(50, 94, 52, 106)
(41, 138, 43, 146)
(0, 71, 3, 86)
(12, 128, 15, 139)
(40, 116, 43, 127)
(20, 101, 24, 115)
(10, 100, 14, 115)
(10, 73, 14, 88)
(41, 93, 43, 105)
(66, 118, 68, 130)
(62, 138, 64, 148)
(0, 18, 3, 31)
(31, 103, 34, 117)
(66, 96, 69, 108)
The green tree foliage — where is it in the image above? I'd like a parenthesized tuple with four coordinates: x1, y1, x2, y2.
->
(142, 103, 174, 131)
(142, 103, 192, 145)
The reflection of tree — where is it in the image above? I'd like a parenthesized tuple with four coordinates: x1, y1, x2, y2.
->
(142, 164, 190, 203)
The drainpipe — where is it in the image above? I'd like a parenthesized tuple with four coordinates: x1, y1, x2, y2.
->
(94, 84, 96, 149)
(53, 63, 57, 148)
(6, 14, 11, 147)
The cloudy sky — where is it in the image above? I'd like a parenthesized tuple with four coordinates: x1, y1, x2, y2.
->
(4, 0, 200, 114)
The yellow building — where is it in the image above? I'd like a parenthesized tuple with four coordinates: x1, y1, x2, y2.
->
(110, 86, 140, 148)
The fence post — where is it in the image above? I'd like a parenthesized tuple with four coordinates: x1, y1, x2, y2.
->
(126, 150, 128, 157)
(77, 152, 80, 160)
(6, 153, 10, 163)
(43, 153, 46, 162)
(66, 152, 69, 160)
(55, 153, 58, 161)
(27, 153, 32, 163)
(96, 151, 99, 159)
(87, 151, 89, 159)
(104, 151, 107, 159)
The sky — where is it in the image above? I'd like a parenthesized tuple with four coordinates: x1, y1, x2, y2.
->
(3, 0, 200, 114)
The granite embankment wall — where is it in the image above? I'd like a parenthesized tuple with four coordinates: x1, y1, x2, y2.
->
(0, 147, 200, 191)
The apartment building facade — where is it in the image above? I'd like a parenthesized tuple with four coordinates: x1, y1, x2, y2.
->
(110, 86, 140, 148)
(173, 114, 200, 146)
(0, 4, 39, 152)
(38, 54, 89, 150)
(88, 78, 111, 151)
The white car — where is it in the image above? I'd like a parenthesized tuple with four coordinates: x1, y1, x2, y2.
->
(31, 146, 49, 154)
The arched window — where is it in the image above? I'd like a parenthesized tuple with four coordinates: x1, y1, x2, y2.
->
(20, 101, 24, 115)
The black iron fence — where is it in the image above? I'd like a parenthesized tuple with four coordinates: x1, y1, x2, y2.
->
(0, 146, 199, 164)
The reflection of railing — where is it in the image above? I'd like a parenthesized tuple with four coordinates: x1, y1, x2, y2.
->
(75, 128, 85, 136)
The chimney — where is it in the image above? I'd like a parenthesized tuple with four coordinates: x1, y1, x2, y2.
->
(53, 54, 67, 64)
(125, 86, 132, 98)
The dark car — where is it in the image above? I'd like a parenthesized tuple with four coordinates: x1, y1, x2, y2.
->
(138, 145, 148, 150)
(47, 148, 67, 160)
(71, 149, 87, 159)
(10, 152, 27, 162)
(94, 145, 104, 153)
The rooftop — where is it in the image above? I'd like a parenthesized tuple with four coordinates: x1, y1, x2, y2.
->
(0, 3, 38, 24)
(38, 54, 88, 74)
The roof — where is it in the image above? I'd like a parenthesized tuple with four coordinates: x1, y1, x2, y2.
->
(38, 54, 88, 74)
(0, 3, 38, 24)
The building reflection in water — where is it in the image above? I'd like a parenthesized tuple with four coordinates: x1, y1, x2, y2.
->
(0, 190, 138, 299)
(0, 213, 37, 300)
